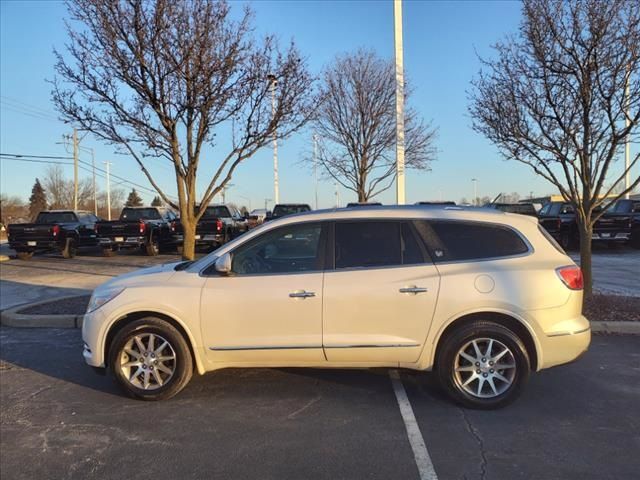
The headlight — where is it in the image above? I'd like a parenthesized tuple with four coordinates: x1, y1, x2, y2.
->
(86, 288, 125, 314)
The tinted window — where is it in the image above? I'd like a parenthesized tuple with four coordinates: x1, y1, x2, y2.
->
(272, 205, 311, 217)
(538, 203, 551, 216)
(35, 212, 77, 223)
(560, 204, 574, 214)
(402, 222, 425, 264)
(415, 220, 529, 262)
(203, 206, 231, 218)
(120, 208, 161, 221)
(335, 222, 401, 269)
(232, 223, 323, 275)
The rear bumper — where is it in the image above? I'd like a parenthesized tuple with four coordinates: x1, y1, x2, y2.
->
(174, 233, 224, 246)
(99, 236, 146, 248)
(537, 315, 591, 370)
(9, 240, 61, 251)
(591, 232, 630, 242)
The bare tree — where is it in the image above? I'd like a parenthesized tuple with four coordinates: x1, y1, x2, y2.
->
(312, 50, 436, 202)
(0, 194, 28, 226)
(43, 165, 94, 209)
(52, 0, 315, 259)
(469, 0, 640, 297)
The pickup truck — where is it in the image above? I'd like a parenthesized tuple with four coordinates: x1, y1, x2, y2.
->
(7, 210, 100, 260)
(593, 199, 640, 246)
(96, 207, 179, 256)
(484, 202, 538, 217)
(174, 204, 248, 253)
(266, 203, 311, 221)
(538, 201, 580, 250)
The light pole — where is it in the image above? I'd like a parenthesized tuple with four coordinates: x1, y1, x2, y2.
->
(313, 133, 319, 209)
(624, 63, 631, 199)
(472, 178, 478, 206)
(268, 74, 280, 204)
(104, 162, 112, 220)
(264, 198, 272, 211)
(394, 0, 405, 205)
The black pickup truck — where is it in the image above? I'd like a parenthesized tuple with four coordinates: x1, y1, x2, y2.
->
(593, 199, 640, 247)
(538, 201, 580, 250)
(8, 210, 100, 260)
(484, 202, 538, 217)
(174, 204, 248, 253)
(96, 207, 179, 256)
(266, 203, 312, 221)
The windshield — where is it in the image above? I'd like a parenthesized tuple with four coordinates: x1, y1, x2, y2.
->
(272, 205, 310, 217)
(606, 200, 632, 214)
(120, 208, 161, 221)
(203, 206, 231, 218)
(35, 212, 77, 224)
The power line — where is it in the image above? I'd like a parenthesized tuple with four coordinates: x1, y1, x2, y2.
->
(0, 153, 74, 160)
(0, 157, 73, 166)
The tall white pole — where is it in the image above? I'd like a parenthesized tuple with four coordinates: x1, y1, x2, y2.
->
(269, 75, 280, 204)
(394, 0, 406, 205)
(91, 149, 97, 215)
(73, 128, 78, 210)
(104, 162, 112, 220)
(624, 64, 631, 199)
(472, 178, 478, 206)
(313, 133, 319, 209)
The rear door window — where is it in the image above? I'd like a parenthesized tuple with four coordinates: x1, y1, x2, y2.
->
(414, 220, 529, 262)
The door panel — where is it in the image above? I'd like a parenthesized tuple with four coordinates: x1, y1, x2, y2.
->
(322, 264, 440, 363)
(201, 273, 324, 363)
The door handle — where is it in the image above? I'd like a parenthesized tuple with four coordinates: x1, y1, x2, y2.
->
(289, 290, 316, 299)
(399, 286, 428, 294)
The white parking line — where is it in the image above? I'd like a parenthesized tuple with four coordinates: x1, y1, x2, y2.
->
(389, 370, 438, 480)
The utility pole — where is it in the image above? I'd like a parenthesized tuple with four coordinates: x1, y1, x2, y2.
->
(472, 178, 478, 206)
(624, 64, 631, 199)
(394, 0, 406, 205)
(334, 181, 340, 208)
(313, 133, 319, 209)
(268, 74, 280, 204)
(90, 148, 97, 215)
(264, 198, 272, 211)
(104, 161, 112, 220)
(73, 128, 78, 210)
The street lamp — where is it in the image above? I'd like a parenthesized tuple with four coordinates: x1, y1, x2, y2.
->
(268, 74, 279, 204)
(394, 0, 405, 205)
(471, 178, 478, 206)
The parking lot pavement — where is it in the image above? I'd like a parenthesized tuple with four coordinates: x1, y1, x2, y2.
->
(0, 248, 193, 310)
(1, 328, 638, 480)
(570, 246, 640, 297)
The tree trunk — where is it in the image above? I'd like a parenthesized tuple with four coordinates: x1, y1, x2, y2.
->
(181, 216, 197, 261)
(577, 221, 593, 299)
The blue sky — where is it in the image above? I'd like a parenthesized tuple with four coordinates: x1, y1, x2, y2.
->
(1, 0, 634, 209)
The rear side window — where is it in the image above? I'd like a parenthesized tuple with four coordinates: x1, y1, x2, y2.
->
(334, 221, 427, 269)
(414, 220, 529, 262)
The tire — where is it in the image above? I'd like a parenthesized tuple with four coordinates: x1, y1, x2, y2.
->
(436, 321, 530, 409)
(16, 251, 34, 260)
(103, 247, 116, 257)
(631, 231, 640, 250)
(559, 231, 574, 251)
(108, 317, 193, 401)
(61, 238, 77, 259)
(176, 245, 184, 256)
(145, 238, 160, 256)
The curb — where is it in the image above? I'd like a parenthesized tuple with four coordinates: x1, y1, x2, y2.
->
(0, 295, 85, 329)
(590, 321, 640, 335)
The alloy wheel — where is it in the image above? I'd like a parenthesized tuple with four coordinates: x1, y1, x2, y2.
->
(119, 333, 176, 390)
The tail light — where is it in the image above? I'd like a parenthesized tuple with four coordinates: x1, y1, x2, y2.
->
(216, 219, 223, 232)
(556, 266, 583, 290)
(139, 221, 146, 234)
(170, 221, 176, 232)
(52, 225, 60, 237)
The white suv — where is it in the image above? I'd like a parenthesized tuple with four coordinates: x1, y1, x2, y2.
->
(82, 206, 590, 408)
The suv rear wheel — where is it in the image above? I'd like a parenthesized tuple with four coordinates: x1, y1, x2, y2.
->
(436, 321, 530, 409)
(16, 251, 34, 260)
(109, 317, 193, 400)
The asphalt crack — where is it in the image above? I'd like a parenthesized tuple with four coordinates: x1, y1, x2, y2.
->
(460, 408, 488, 480)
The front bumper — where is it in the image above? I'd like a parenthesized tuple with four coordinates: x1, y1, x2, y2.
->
(82, 308, 107, 368)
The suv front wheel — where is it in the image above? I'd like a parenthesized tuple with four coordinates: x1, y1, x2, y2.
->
(109, 317, 193, 400)
(436, 321, 530, 409)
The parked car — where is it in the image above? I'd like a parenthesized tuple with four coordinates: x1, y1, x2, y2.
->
(247, 209, 268, 229)
(8, 210, 100, 260)
(346, 202, 383, 207)
(415, 201, 456, 206)
(266, 203, 311, 221)
(593, 199, 640, 247)
(96, 207, 178, 256)
(485, 203, 538, 217)
(538, 201, 579, 250)
(82, 205, 590, 408)
(173, 204, 249, 253)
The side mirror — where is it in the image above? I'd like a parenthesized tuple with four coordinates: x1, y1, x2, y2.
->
(214, 253, 232, 274)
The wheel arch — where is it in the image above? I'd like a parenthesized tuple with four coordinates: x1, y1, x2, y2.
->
(432, 311, 539, 372)
(104, 310, 205, 374)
